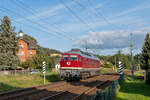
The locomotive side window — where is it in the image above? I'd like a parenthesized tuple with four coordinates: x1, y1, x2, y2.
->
(62, 55, 68, 61)
(79, 57, 81, 61)
(70, 55, 77, 61)
(87, 58, 88, 61)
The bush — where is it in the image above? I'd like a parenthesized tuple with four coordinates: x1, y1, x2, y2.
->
(19, 55, 55, 69)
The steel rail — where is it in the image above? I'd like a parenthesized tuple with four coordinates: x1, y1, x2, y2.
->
(41, 91, 68, 100)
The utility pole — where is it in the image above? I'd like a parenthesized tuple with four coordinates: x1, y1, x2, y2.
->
(85, 41, 88, 52)
(112, 51, 117, 72)
(130, 33, 134, 76)
(115, 56, 117, 72)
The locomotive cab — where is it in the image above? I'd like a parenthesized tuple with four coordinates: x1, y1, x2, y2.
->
(60, 54, 81, 80)
(60, 54, 81, 67)
(59, 49, 100, 81)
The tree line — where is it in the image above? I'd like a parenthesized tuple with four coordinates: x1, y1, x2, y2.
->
(97, 33, 150, 84)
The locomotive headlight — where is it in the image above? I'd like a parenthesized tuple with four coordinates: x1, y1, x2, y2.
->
(67, 62, 71, 65)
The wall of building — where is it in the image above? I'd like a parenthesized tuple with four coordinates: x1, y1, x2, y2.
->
(17, 39, 36, 62)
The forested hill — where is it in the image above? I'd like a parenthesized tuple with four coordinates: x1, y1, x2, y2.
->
(23, 34, 62, 55)
(37, 45, 62, 55)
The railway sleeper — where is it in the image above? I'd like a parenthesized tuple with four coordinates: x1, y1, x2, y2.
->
(1, 89, 45, 100)
(72, 80, 110, 100)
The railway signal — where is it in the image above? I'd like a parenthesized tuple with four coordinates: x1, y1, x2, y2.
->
(119, 61, 123, 75)
(42, 61, 46, 84)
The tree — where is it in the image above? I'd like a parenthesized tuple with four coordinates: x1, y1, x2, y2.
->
(37, 45, 61, 55)
(19, 55, 55, 70)
(140, 33, 150, 84)
(134, 53, 141, 66)
(0, 16, 19, 66)
(32, 55, 55, 69)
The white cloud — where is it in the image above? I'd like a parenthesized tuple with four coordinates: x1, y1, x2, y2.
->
(74, 27, 149, 50)
(121, 48, 130, 54)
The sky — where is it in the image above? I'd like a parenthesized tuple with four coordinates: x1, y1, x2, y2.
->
(0, 0, 150, 55)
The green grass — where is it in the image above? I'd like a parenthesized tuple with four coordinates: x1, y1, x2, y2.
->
(116, 77, 150, 100)
(134, 70, 145, 77)
(0, 71, 61, 93)
(100, 67, 114, 74)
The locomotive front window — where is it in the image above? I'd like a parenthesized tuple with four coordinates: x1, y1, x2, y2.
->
(62, 55, 68, 61)
(70, 55, 77, 61)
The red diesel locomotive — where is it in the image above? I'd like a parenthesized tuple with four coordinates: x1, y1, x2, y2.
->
(60, 49, 100, 80)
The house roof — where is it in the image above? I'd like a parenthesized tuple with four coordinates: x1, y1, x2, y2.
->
(19, 39, 37, 50)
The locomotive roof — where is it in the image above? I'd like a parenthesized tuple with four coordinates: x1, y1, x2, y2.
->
(65, 51, 99, 60)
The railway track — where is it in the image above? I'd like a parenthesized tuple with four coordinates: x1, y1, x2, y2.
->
(0, 74, 119, 100)
(72, 80, 111, 100)
(40, 75, 118, 100)
(0, 81, 68, 100)
(41, 91, 68, 100)
(41, 80, 112, 100)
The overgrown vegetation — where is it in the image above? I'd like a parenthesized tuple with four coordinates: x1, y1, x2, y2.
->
(37, 45, 61, 55)
(97, 52, 133, 69)
(100, 67, 114, 74)
(0, 71, 61, 92)
(116, 77, 150, 100)
(19, 55, 55, 69)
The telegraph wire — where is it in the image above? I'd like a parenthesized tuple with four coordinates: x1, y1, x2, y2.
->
(0, 9, 55, 39)
(0, 7, 67, 39)
(71, 0, 104, 52)
(71, 0, 101, 29)
(71, 0, 122, 52)
(59, 0, 95, 32)
(11, 0, 74, 41)
(87, 0, 122, 29)
(12, 0, 73, 40)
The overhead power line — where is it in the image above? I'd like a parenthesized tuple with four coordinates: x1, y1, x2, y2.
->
(0, 7, 73, 38)
(11, 0, 74, 40)
(71, 0, 101, 28)
(0, 7, 68, 40)
(59, 0, 95, 32)
(87, 0, 122, 29)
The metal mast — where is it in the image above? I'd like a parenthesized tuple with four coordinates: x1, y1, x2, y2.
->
(130, 33, 134, 76)
(85, 41, 88, 52)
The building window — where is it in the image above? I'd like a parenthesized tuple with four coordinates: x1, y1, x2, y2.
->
(21, 59, 25, 62)
(21, 52, 24, 56)
(19, 45, 24, 49)
(18, 51, 24, 56)
(29, 52, 32, 56)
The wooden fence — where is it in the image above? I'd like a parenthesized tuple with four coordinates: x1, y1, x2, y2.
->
(0, 70, 28, 76)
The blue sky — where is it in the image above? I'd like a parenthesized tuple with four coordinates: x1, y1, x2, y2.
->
(0, 0, 150, 55)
